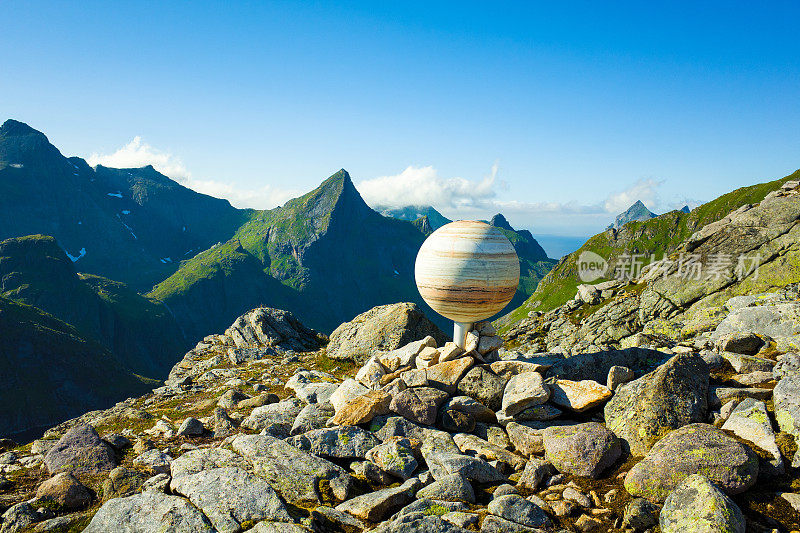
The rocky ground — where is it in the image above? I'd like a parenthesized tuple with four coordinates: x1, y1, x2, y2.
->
(0, 295, 798, 533)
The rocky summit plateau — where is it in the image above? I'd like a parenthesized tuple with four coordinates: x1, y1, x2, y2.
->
(1, 274, 800, 532)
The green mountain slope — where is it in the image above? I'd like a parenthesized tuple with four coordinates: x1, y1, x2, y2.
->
(0, 234, 187, 378)
(0, 295, 155, 438)
(0, 119, 248, 290)
(151, 170, 431, 337)
(500, 169, 800, 329)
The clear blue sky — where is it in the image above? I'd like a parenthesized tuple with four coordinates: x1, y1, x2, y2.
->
(2, 1, 799, 238)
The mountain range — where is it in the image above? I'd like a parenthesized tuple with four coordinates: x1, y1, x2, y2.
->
(0, 119, 556, 436)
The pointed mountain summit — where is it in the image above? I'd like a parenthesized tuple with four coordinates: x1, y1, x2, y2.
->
(607, 200, 657, 230)
(489, 213, 514, 231)
(150, 168, 432, 336)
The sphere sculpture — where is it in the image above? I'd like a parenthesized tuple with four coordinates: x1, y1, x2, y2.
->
(415, 220, 520, 347)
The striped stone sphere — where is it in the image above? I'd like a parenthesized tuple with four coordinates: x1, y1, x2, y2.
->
(415, 220, 520, 323)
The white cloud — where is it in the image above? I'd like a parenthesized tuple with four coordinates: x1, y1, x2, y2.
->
(604, 178, 663, 214)
(86, 137, 299, 209)
(87, 136, 191, 181)
(357, 164, 706, 236)
(356, 163, 503, 209)
(184, 178, 300, 210)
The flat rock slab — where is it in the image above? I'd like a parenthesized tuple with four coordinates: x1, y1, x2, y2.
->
(550, 380, 612, 412)
(169, 447, 247, 479)
(241, 398, 304, 431)
(370, 511, 472, 533)
(83, 491, 214, 532)
(481, 514, 542, 532)
(426, 357, 475, 394)
(290, 426, 380, 459)
(625, 423, 759, 503)
(170, 466, 292, 533)
(335, 478, 421, 522)
(722, 398, 784, 474)
(659, 474, 745, 533)
(232, 433, 351, 504)
(605, 354, 709, 456)
(44, 425, 116, 476)
(542, 422, 621, 478)
(251, 522, 313, 532)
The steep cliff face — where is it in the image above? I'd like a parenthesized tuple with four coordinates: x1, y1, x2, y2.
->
(0, 296, 155, 437)
(0, 235, 186, 378)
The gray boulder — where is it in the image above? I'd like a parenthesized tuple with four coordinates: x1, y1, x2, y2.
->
(605, 353, 709, 456)
(542, 422, 621, 478)
(83, 491, 215, 532)
(170, 467, 292, 532)
(231, 433, 351, 504)
(1, 502, 39, 533)
(722, 398, 784, 474)
(773, 352, 800, 379)
(659, 474, 745, 533)
(370, 511, 472, 533)
(501, 372, 550, 416)
(224, 306, 324, 352)
(43, 425, 116, 475)
(390, 387, 449, 426)
(456, 366, 507, 411)
(774, 372, 800, 439)
(291, 403, 335, 435)
(241, 397, 304, 431)
(290, 426, 380, 459)
(327, 303, 448, 363)
(487, 494, 551, 529)
(625, 423, 759, 502)
(365, 438, 418, 479)
(416, 473, 475, 503)
(426, 452, 505, 483)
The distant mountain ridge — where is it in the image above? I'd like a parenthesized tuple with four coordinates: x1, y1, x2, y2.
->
(0, 119, 248, 291)
(606, 200, 657, 230)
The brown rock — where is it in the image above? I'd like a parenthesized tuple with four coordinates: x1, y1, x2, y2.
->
(550, 380, 612, 412)
(329, 391, 392, 426)
(426, 357, 474, 394)
(36, 473, 92, 510)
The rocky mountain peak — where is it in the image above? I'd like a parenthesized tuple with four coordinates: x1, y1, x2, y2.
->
(489, 213, 514, 231)
(0, 119, 63, 166)
(606, 199, 657, 230)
